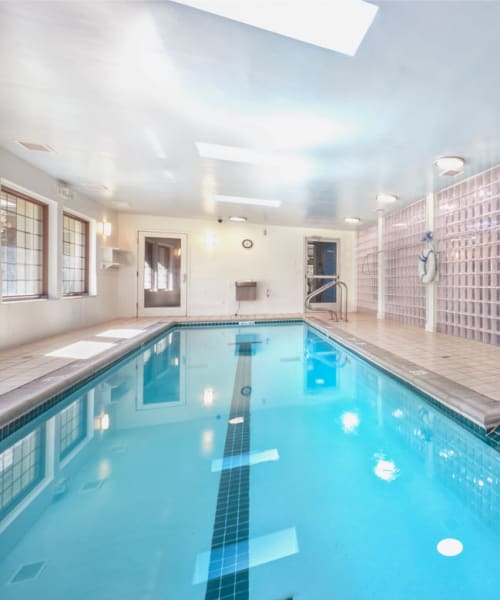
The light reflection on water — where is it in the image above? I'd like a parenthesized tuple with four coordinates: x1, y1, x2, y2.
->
(0, 324, 498, 599)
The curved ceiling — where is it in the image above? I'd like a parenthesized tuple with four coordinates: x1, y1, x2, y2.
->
(1, 0, 500, 228)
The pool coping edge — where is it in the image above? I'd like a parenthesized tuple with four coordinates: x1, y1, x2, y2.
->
(1, 316, 499, 449)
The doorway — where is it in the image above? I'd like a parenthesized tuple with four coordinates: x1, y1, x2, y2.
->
(305, 238, 339, 306)
(137, 232, 187, 316)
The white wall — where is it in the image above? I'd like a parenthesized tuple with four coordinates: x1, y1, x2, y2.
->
(0, 148, 358, 349)
(117, 213, 357, 317)
(0, 149, 119, 350)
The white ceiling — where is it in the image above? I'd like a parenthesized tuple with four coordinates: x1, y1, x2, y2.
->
(1, 0, 500, 229)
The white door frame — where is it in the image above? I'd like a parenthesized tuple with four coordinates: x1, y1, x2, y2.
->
(304, 236, 340, 307)
(137, 231, 187, 317)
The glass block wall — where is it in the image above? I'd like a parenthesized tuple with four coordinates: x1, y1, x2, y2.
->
(436, 166, 500, 345)
(384, 198, 426, 327)
(356, 224, 378, 313)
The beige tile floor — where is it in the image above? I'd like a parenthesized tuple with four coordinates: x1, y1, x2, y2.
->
(0, 317, 165, 396)
(0, 314, 301, 397)
(316, 312, 500, 401)
(0, 312, 499, 428)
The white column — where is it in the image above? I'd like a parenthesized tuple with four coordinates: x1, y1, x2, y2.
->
(377, 214, 385, 319)
(425, 192, 436, 332)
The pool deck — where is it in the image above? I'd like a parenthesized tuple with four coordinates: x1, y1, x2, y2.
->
(0, 312, 499, 435)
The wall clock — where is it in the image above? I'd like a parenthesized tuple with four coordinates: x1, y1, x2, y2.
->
(242, 239, 253, 249)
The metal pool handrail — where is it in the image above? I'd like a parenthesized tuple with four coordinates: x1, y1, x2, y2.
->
(305, 279, 348, 322)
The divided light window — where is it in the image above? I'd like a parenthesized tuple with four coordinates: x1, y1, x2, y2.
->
(0, 428, 45, 519)
(0, 187, 47, 300)
(63, 213, 88, 296)
(58, 397, 87, 460)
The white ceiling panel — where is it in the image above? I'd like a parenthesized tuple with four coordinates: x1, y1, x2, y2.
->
(0, 1, 499, 228)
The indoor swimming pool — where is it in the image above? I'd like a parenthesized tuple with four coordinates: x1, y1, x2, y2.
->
(0, 322, 499, 600)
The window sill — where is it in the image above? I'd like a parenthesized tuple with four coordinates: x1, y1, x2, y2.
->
(62, 294, 89, 299)
(1, 296, 48, 304)
(1, 294, 98, 304)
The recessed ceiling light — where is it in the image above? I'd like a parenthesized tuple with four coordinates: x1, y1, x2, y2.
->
(374, 457, 399, 482)
(144, 127, 167, 159)
(229, 216, 247, 222)
(436, 538, 463, 557)
(112, 200, 130, 208)
(174, 0, 379, 57)
(434, 156, 465, 176)
(163, 169, 176, 183)
(16, 141, 53, 152)
(215, 194, 281, 208)
(195, 142, 262, 164)
(196, 141, 314, 181)
(341, 411, 360, 433)
(374, 207, 386, 213)
(344, 217, 361, 224)
(377, 193, 398, 204)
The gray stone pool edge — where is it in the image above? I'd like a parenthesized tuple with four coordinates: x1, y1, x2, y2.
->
(304, 317, 500, 450)
(0, 316, 499, 450)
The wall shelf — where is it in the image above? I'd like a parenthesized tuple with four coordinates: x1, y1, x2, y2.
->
(101, 247, 123, 270)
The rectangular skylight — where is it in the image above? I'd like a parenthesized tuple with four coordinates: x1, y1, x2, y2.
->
(46, 341, 116, 360)
(195, 142, 262, 164)
(196, 141, 314, 181)
(173, 0, 378, 56)
(193, 528, 298, 584)
(96, 329, 144, 339)
(211, 448, 279, 472)
(215, 194, 281, 208)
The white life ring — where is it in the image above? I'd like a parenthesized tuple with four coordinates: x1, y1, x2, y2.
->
(418, 249, 436, 284)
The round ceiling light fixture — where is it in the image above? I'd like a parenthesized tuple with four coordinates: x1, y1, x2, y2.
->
(434, 156, 465, 177)
(229, 216, 247, 223)
(436, 538, 463, 557)
(376, 192, 398, 204)
(344, 217, 361, 224)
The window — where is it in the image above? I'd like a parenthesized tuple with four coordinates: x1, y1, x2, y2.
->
(0, 187, 47, 299)
(59, 397, 87, 459)
(0, 428, 45, 519)
(63, 213, 88, 295)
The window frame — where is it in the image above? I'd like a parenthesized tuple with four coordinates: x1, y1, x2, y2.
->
(0, 185, 49, 301)
(62, 211, 90, 297)
(0, 426, 46, 520)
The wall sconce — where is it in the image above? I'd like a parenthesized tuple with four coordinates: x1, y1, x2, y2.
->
(203, 386, 215, 407)
(94, 411, 110, 431)
(97, 221, 112, 237)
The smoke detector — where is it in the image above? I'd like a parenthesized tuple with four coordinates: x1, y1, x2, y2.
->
(57, 180, 74, 201)
(434, 156, 465, 176)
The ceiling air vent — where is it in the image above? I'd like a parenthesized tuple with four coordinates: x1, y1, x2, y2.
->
(79, 183, 109, 192)
(16, 141, 53, 152)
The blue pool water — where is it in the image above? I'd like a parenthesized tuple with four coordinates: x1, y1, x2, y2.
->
(0, 323, 499, 599)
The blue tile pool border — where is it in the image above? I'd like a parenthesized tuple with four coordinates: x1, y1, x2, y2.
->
(305, 321, 500, 453)
(205, 344, 252, 600)
(1, 317, 498, 454)
(0, 319, 301, 441)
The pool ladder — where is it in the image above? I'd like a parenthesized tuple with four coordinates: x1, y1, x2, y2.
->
(305, 278, 348, 322)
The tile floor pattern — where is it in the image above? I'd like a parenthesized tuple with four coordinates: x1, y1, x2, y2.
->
(322, 312, 500, 402)
(0, 311, 499, 421)
(0, 317, 166, 396)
